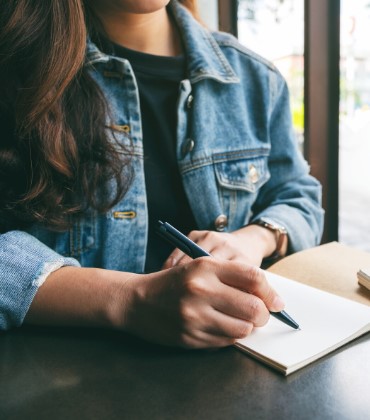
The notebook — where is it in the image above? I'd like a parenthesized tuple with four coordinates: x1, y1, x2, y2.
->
(235, 271, 370, 375)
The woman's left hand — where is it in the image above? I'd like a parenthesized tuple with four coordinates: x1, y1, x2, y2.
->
(162, 224, 279, 269)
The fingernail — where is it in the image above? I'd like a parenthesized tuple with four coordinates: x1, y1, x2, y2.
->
(271, 295, 285, 312)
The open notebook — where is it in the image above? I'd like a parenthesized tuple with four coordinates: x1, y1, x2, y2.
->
(235, 272, 370, 375)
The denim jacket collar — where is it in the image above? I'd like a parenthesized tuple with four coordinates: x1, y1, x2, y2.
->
(85, 0, 239, 85)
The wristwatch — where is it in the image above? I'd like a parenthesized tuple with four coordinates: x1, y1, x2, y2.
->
(252, 217, 288, 259)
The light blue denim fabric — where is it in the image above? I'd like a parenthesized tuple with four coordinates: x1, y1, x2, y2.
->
(0, 1, 324, 330)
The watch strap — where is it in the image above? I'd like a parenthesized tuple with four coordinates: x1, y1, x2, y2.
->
(251, 218, 287, 260)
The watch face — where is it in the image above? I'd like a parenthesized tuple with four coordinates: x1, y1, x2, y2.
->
(259, 217, 287, 234)
(260, 217, 275, 226)
(255, 218, 287, 259)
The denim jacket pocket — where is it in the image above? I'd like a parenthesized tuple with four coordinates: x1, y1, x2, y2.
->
(214, 154, 270, 228)
(214, 154, 270, 192)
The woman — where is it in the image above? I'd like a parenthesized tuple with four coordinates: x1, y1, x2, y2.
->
(0, 0, 323, 347)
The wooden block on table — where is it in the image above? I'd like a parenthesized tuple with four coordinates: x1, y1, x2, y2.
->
(268, 241, 370, 306)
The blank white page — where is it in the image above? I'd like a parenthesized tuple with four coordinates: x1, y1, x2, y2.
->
(235, 272, 370, 375)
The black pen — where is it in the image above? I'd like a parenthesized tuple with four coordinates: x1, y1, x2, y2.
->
(156, 220, 300, 330)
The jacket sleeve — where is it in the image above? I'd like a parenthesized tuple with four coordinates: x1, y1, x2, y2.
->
(251, 73, 325, 252)
(0, 230, 80, 330)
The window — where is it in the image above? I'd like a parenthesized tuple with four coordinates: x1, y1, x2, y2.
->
(339, 0, 370, 251)
(237, 0, 305, 149)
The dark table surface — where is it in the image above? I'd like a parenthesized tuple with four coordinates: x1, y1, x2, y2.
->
(1, 326, 369, 420)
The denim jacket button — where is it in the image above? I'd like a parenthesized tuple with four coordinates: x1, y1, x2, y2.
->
(249, 164, 259, 183)
(181, 138, 195, 157)
(214, 214, 228, 232)
(186, 94, 194, 109)
(111, 124, 130, 134)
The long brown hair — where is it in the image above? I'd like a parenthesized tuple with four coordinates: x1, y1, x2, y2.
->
(0, 0, 197, 232)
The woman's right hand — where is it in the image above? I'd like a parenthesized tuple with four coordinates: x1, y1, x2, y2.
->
(26, 259, 284, 349)
(117, 258, 285, 348)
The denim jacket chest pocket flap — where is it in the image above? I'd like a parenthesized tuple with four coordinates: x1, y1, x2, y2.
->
(214, 154, 270, 193)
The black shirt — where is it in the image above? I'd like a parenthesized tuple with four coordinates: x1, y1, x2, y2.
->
(105, 41, 197, 272)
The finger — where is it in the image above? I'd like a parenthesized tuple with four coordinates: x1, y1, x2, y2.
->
(218, 261, 285, 312)
(175, 254, 194, 266)
(201, 307, 255, 338)
(178, 307, 253, 348)
(193, 243, 257, 266)
(188, 231, 263, 266)
(162, 231, 213, 269)
(211, 281, 270, 327)
(187, 230, 209, 241)
(162, 247, 187, 269)
(179, 259, 270, 326)
(188, 232, 245, 264)
(162, 252, 180, 269)
(191, 258, 285, 313)
(188, 230, 227, 254)
(206, 244, 238, 261)
(162, 249, 193, 269)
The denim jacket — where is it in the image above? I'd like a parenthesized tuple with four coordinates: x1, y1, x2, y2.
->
(0, 1, 324, 329)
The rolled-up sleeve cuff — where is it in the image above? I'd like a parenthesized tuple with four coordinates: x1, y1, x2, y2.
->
(0, 231, 80, 330)
(251, 203, 324, 254)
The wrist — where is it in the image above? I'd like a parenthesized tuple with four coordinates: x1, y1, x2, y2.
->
(232, 224, 277, 260)
(25, 265, 146, 330)
(101, 269, 143, 330)
(26, 266, 128, 328)
(250, 218, 288, 260)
